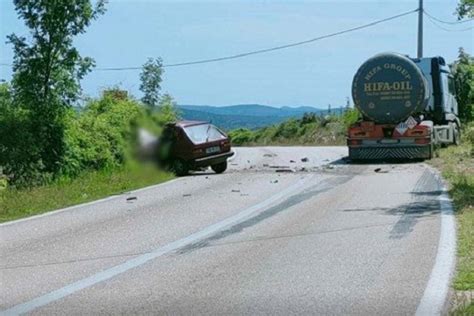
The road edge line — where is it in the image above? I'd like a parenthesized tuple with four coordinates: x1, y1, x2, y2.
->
(415, 167, 457, 316)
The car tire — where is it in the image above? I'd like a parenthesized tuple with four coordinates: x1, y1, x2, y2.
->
(211, 162, 227, 174)
(172, 159, 189, 176)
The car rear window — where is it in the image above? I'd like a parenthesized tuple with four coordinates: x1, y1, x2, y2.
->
(183, 124, 226, 144)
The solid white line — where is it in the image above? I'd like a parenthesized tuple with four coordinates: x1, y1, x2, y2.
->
(415, 171, 456, 316)
(0, 178, 181, 227)
(2, 175, 311, 315)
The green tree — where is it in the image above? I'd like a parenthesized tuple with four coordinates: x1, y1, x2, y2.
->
(6, 0, 105, 179)
(456, 0, 474, 19)
(451, 48, 474, 123)
(154, 93, 180, 126)
(140, 58, 163, 108)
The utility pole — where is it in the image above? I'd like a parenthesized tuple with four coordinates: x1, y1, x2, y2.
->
(417, 0, 423, 58)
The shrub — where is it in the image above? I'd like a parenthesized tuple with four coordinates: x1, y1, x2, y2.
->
(61, 94, 144, 177)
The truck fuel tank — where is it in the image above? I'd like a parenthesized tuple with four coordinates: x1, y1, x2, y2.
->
(352, 52, 429, 124)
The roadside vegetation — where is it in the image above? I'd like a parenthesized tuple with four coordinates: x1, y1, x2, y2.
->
(431, 122, 474, 315)
(229, 108, 359, 146)
(0, 1, 179, 222)
(432, 45, 473, 315)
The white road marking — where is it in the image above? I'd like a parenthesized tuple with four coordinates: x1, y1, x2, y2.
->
(415, 170, 456, 316)
(2, 175, 311, 315)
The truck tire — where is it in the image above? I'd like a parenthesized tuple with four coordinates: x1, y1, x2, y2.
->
(211, 162, 227, 174)
(428, 132, 434, 159)
(453, 124, 460, 146)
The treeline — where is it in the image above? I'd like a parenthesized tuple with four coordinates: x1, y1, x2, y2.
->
(229, 109, 359, 146)
(0, 1, 178, 189)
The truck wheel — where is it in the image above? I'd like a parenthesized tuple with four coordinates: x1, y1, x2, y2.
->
(428, 132, 434, 159)
(211, 162, 227, 174)
(172, 159, 189, 176)
(453, 125, 460, 146)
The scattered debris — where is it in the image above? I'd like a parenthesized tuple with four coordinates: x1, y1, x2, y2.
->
(276, 169, 294, 173)
(231, 189, 241, 193)
(299, 167, 307, 172)
(374, 168, 389, 173)
(240, 193, 249, 196)
(290, 160, 296, 163)
(271, 180, 279, 183)
(269, 165, 290, 169)
(126, 196, 137, 202)
(301, 157, 309, 162)
(263, 153, 277, 157)
(183, 194, 192, 197)
(231, 163, 238, 166)
(205, 176, 209, 179)
(263, 163, 269, 167)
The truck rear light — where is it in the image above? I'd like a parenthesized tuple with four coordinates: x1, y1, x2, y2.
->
(406, 129, 426, 136)
(353, 131, 368, 137)
(414, 138, 430, 144)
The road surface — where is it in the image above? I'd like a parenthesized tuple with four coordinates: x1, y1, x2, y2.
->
(0, 147, 455, 315)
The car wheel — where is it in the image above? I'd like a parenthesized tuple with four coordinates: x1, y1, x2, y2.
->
(172, 159, 189, 176)
(211, 161, 227, 174)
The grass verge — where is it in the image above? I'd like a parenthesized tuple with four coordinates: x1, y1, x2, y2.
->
(429, 134, 473, 314)
(0, 163, 174, 223)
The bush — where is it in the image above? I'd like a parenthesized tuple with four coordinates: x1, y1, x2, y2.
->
(61, 94, 144, 177)
(229, 128, 255, 145)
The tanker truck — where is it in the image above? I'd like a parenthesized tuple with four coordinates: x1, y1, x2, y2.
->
(348, 52, 460, 160)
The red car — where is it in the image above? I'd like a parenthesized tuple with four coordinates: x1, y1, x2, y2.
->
(157, 121, 234, 176)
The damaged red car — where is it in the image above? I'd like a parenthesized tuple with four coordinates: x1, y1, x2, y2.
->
(156, 121, 234, 176)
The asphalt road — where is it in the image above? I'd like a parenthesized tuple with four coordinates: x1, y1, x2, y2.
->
(0, 147, 454, 315)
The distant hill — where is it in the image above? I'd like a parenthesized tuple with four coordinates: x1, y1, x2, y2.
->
(178, 104, 342, 130)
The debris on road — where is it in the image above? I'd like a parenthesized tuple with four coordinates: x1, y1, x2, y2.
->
(301, 157, 309, 162)
(183, 194, 192, 197)
(290, 160, 296, 163)
(276, 169, 294, 173)
(269, 165, 290, 169)
(271, 180, 279, 183)
(263, 163, 269, 167)
(231, 189, 241, 193)
(374, 168, 389, 173)
(263, 153, 277, 157)
(126, 196, 137, 202)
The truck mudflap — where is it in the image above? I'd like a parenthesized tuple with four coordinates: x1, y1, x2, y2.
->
(349, 144, 432, 160)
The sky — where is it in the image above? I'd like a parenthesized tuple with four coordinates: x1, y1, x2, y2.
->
(0, 0, 473, 108)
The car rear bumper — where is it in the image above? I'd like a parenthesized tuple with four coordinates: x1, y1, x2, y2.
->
(193, 151, 234, 167)
(348, 144, 431, 160)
